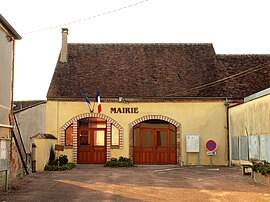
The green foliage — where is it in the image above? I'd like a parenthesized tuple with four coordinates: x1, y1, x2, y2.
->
(252, 162, 270, 175)
(105, 156, 133, 167)
(110, 158, 118, 162)
(44, 163, 75, 171)
(45, 153, 74, 171)
(58, 155, 68, 166)
(48, 146, 56, 165)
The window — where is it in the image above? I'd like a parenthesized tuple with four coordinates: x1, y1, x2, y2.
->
(142, 130, 154, 147)
(79, 130, 89, 145)
(79, 118, 88, 127)
(134, 127, 140, 146)
(65, 124, 73, 146)
(94, 130, 105, 146)
(157, 130, 167, 146)
(111, 124, 119, 146)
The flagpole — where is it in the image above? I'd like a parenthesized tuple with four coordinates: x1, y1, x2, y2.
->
(88, 103, 93, 113)
(91, 102, 96, 113)
(85, 96, 93, 113)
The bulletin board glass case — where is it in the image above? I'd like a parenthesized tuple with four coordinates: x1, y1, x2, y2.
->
(0, 138, 9, 171)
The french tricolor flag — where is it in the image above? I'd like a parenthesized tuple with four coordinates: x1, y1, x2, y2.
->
(96, 89, 102, 113)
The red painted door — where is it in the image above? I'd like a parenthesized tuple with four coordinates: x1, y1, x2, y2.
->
(77, 128, 106, 163)
(133, 126, 176, 164)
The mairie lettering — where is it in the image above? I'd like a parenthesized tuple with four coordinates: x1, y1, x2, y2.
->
(110, 107, 139, 113)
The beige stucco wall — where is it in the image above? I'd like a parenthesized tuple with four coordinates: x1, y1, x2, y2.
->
(229, 94, 270, 165)
(32, 138, 57, 172)
(14, 103, 46, 153)
(46, 100, 228, 166)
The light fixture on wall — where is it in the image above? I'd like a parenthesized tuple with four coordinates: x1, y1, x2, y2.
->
(118, 97, 123, 102)
(6, 35, 13, 42)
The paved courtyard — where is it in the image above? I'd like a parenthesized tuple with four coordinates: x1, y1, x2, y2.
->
(1, 165, 270, 201)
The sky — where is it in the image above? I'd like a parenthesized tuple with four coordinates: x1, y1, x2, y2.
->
(1, 0, 270, 101)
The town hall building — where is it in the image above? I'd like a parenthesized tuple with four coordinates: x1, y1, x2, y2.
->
(43, 28, 270, 168)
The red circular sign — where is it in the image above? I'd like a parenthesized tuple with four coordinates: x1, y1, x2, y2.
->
(205, 140, 217, 151)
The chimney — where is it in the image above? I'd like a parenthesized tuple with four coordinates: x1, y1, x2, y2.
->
(60, 28, 68, 62)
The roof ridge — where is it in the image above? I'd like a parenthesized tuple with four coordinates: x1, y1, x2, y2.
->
(68, 42, 214, 46)
(217, 54, 270, 57)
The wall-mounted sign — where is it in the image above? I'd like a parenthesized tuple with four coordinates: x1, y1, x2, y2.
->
(110, 107, 139, 114)
(55, 144, 64, 151)
(207, 151, 217, 156)
(205, 139, 217, 151)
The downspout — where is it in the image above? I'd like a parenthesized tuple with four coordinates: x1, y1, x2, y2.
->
(13, 115, 29, 175)
(225, 98, 231, 167)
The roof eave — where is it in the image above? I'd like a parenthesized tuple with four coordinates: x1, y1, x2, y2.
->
(0, 14, 22, 40)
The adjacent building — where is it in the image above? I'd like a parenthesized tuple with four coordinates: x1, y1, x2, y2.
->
(0, 14, 22, 185)
(230, 88, 270, 165)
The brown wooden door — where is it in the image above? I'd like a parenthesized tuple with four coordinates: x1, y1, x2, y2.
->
(78, 128, 106, 163)
(134, 127, 176, 164)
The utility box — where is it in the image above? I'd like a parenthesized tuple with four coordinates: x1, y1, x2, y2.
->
(0, 138, 9, 171)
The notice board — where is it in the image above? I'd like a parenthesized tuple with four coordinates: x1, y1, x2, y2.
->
(186, 134, 200, 152)
(0, 139, 8, 171)
(232, 136, 239, 160)
(240, 136, 249, 160)
(249, 135, 259, 160)
(259, 134, 270, 162)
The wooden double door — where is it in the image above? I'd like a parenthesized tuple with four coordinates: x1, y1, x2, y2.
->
(133, 122, 177, 164)
(77, 118, 107, 164)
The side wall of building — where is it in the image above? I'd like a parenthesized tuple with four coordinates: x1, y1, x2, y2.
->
(14, 103, 46, 153)
(229, 94, 270, 165)
(46, 100, 227, 167)
(0, 22, 13, 132)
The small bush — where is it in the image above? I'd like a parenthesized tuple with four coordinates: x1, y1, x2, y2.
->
(105, 156, 133, 167)
(110, 158, 118, 162)
(252, 162, 270, 175)
(58, 155, 68, 166)
(48, 146, 56, 165)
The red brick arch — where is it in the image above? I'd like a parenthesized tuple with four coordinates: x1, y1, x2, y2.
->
(129, 115, 181, 164)
(60, 113, 124, 163)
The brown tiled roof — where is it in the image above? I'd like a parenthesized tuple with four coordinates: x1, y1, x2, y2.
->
(31, 133, 57, 139)
(13, 100, 46, 112)
(47, 43, 270, 99)
(215, 55, 270, 97)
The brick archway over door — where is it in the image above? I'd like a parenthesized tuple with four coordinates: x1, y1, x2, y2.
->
(129, 115, 181, 164)
(60, 113, 124, 163)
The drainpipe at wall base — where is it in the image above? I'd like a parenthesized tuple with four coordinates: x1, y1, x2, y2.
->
(0, 124, 13, 129)
(225, 98, 231, 167)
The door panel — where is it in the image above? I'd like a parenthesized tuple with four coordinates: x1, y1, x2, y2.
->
(92, 129, 106, 163)
(133, 127, 141, 163)
(78, 130, 91, 163)
(141, 129, 155, 164)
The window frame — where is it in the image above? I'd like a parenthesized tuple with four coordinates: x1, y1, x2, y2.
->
(65, 124, 73, 146)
